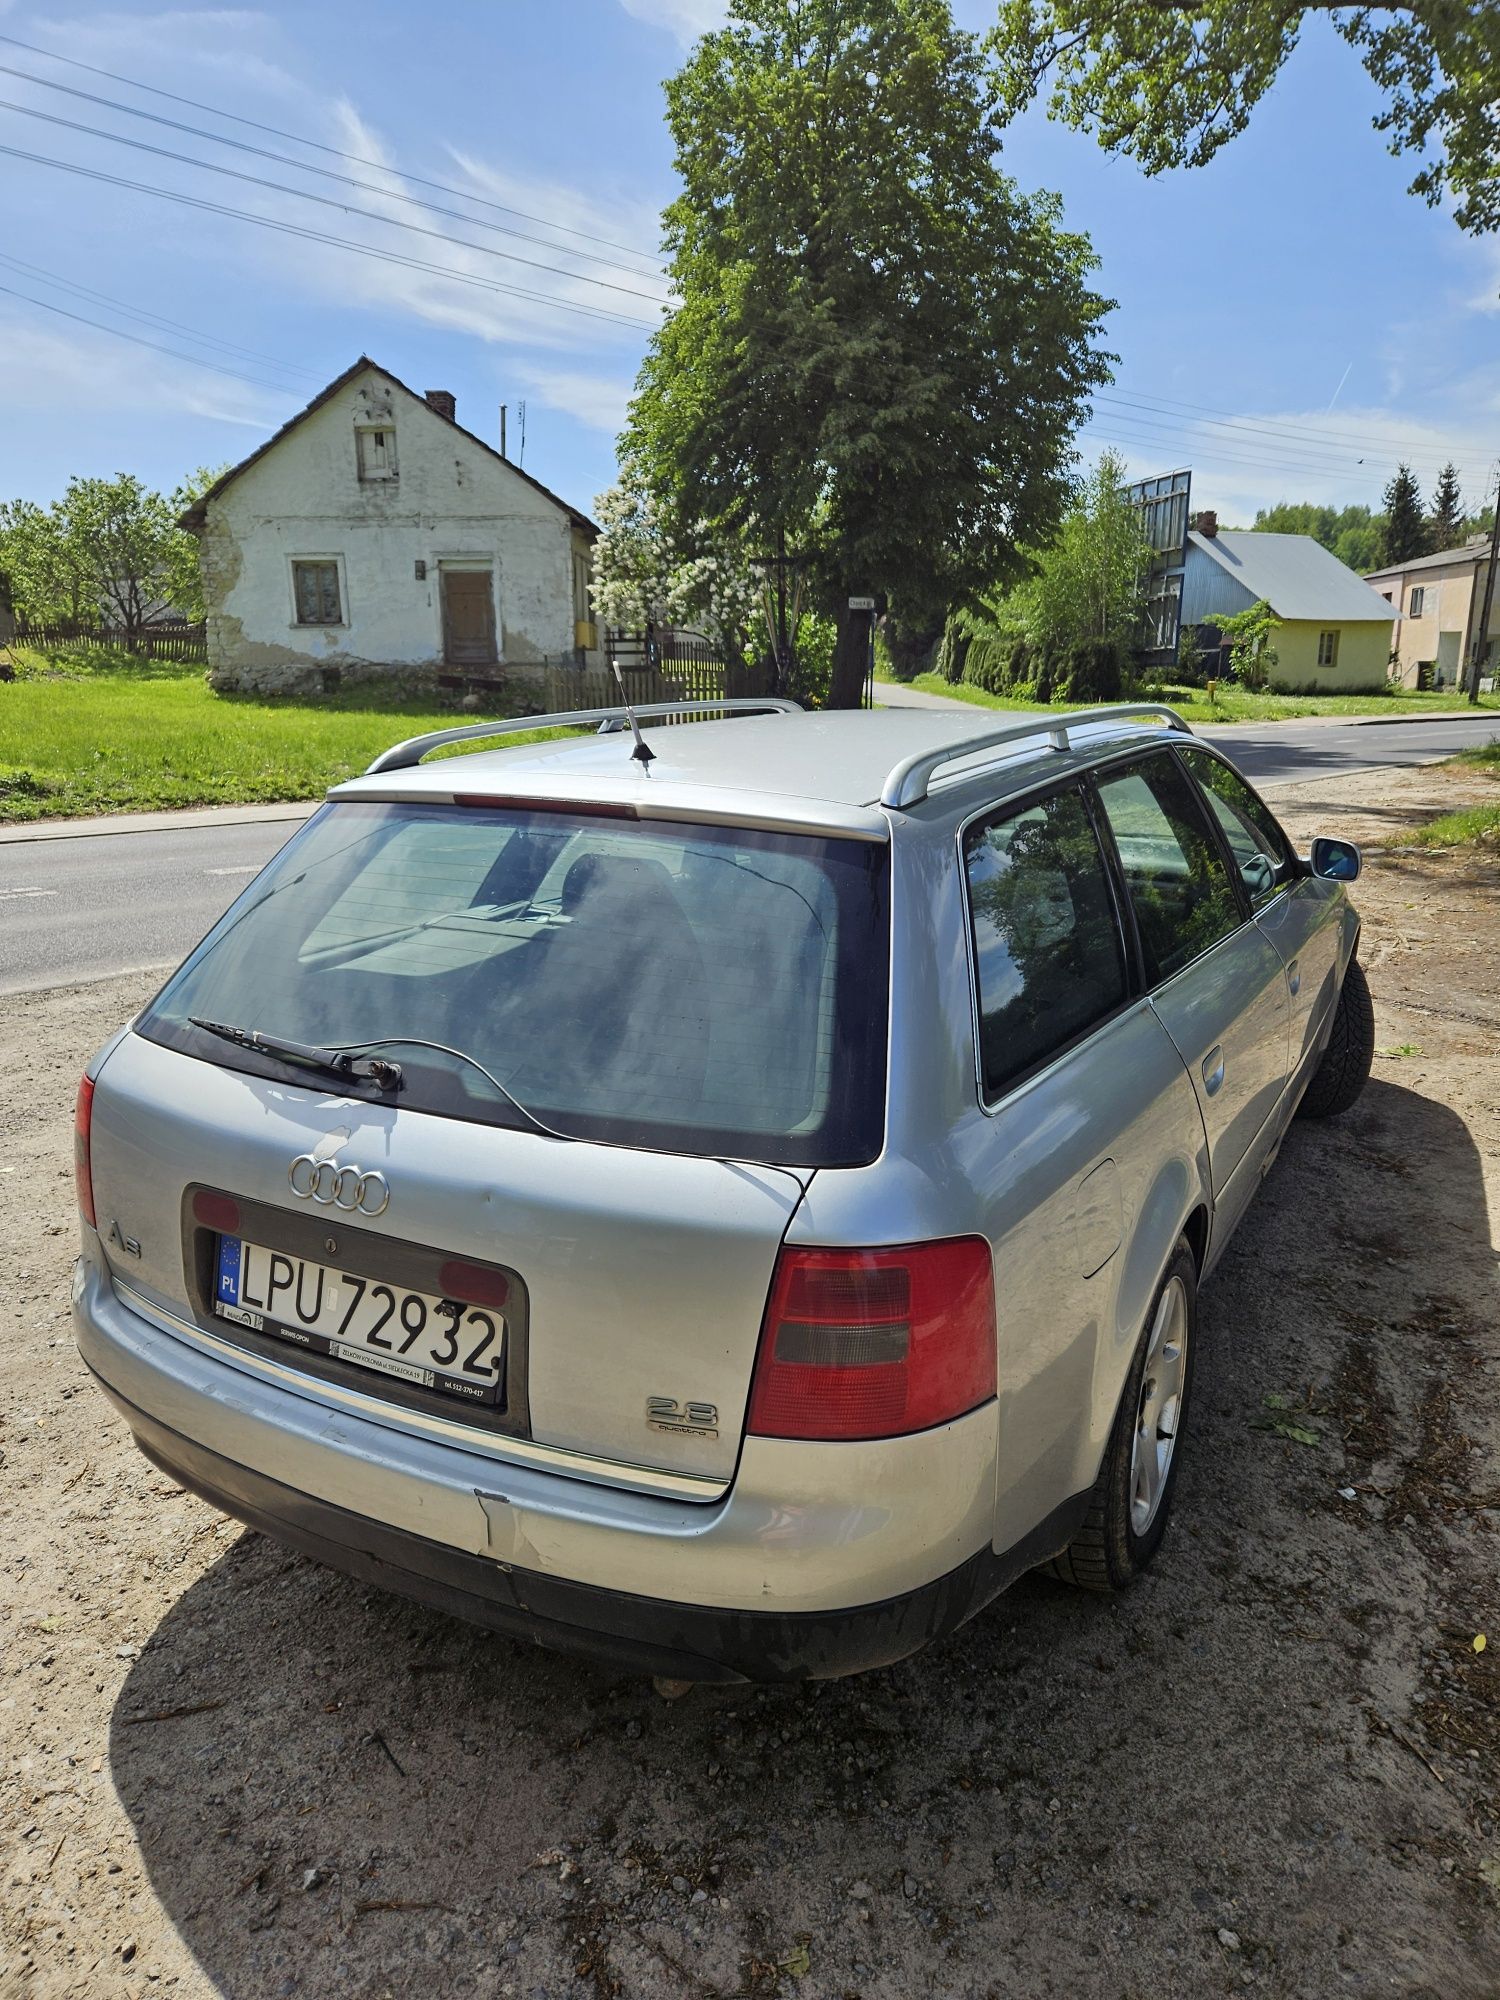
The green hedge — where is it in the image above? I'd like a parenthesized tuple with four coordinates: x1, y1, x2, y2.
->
(958, 629, 1123, 703)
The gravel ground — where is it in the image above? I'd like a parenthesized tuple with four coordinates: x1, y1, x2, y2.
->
(3, 761, 1497, 2000)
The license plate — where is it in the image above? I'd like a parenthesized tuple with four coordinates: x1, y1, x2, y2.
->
(213, 1236, 505, 1406)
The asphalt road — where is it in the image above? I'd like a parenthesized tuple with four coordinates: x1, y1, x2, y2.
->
(0, 817, 299, 996)
(1197, 711, 1500, 784)
(2, 710, 1496, 995)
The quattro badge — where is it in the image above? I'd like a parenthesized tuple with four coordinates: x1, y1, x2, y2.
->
(646, 1395, 719, 1439)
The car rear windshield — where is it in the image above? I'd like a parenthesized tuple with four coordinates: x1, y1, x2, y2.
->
(137, 801, 891, 1168)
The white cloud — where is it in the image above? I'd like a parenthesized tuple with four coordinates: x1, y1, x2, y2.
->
(517, 366, 634, 435)
(7, 10, 667, 358)
(618, 0, 726, 41)
(244, 103, 667, 356)
(2, 311, 281, 429)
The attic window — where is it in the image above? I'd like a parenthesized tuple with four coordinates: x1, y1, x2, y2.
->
(357, 426, 397, 481)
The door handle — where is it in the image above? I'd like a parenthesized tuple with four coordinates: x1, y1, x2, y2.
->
(1201, 1046, 1226, 1095)
(1286, 958, 1301, 997)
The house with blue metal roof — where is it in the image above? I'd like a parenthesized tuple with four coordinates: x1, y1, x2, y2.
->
(1180, 516, 1396, 691)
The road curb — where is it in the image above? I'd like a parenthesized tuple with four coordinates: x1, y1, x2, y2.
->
(0, 800, 318, 845)
(1340, 708, 1498, 729)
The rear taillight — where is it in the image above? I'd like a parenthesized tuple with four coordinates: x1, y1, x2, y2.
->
(747, 1238, 996, 1442)
(74, 1075, 96, 1228)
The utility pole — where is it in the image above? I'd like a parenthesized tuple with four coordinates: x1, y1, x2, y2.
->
(499, 404, 507, 459)
(1470, 467, 1500, 704)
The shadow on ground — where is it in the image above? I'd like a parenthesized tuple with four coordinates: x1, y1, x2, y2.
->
(111, 1082, 1498, 2000)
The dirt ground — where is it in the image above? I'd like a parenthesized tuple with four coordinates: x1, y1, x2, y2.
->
(3, 759, 1497, 2000)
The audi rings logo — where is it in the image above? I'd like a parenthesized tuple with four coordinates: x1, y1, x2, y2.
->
(288, 1154, 390, 1216)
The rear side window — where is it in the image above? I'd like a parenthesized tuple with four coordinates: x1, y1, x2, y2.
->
(964, 784, 1128, 1100)
(1178, 747, 1293, 909)
(1094, 753, 1243, 984)
(137, 803, 890, 1168)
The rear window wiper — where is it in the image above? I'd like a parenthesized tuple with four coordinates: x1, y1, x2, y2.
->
(331, 1036, 574, 1142)
(189, 1018, 404, 1092)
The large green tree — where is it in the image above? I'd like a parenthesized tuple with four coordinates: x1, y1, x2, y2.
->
(0, 469, 222, 642)
(990, 3, 1500, 240)
(625, 0, 1112, 708)
(1381, 462, 1430, 565)
(0, 497, 92, 624)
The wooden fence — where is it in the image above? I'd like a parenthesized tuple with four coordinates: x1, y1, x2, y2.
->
(542, 657, 769, 719)
(13, 621, 208, 662)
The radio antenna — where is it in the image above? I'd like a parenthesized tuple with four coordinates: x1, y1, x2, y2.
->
(608, 654, 655, 764)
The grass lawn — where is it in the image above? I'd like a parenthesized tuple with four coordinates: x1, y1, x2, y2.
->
(887, 669, 1500, 727)
(1404, 802, 1500, 848)
(1405, 738, 1500, 848)
(0, 648, 569, 823)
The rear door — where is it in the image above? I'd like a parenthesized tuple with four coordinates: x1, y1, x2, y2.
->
(1177, 746, 1342, 1092)
(959, 777, 1206, 1546)
(1093, 752, 1289, 1235)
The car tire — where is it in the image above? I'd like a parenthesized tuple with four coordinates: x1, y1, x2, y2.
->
(1049, 1240, 1198, 1594)
(1296, 957, 1374, 1120)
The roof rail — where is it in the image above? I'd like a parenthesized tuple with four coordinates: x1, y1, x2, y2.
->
(364, 697, 802, 775)
(880, 703, 1191, 810)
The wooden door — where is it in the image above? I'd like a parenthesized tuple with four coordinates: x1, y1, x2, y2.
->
(442, 568, 497, 666)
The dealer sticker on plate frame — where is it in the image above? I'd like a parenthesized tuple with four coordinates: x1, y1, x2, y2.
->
(214, 1235, 505, 1406)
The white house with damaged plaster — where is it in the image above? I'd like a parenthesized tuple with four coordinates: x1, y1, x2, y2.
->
(181, 358, 602, 691)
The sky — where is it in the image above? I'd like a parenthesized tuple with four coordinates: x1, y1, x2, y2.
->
(1, 0, 1496, 534)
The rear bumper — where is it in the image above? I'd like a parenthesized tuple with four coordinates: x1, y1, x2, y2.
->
(100, 1376, 1028, 1682)
(72, 1247, 1068, 1680)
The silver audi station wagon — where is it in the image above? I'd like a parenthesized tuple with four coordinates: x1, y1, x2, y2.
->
(72, 700, 1373, 1682)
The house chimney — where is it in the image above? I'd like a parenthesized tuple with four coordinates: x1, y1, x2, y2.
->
(424, 389, 456, 422)
(1194, 509, 1218, 538)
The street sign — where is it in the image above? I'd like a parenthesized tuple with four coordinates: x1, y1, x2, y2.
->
(847, 595, 876, 610)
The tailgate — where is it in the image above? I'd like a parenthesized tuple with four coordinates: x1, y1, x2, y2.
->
(87, 1033, 806, 1484)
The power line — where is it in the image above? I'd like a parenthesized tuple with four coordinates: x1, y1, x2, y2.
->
(1083, 412, 1400, 483)
(0, 60, 671, 289)
(0, 280, 300, 396)
(0, 142, 661, 333)
(1083, 402, 1491, 485)
(0, 96, 670, 306)
(0, 29, 668, 272)
(0, 249, 322, 380)
(1096, 399, 1483, 485)
(1081, 422, 1396, 487)
(1095, 386, 1486, 475)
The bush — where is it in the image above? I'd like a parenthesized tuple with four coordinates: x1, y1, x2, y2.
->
(962, 629, 1030, 695)
(1267, 676, 1386, 696)
(791, 613, 836, 707)
(935, 621, 968, 683)
(1060, 636, 1123, 703)
(882, 620, 941, 682)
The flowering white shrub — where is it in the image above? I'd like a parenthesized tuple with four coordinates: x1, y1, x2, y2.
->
(590, 478, 762, 666)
